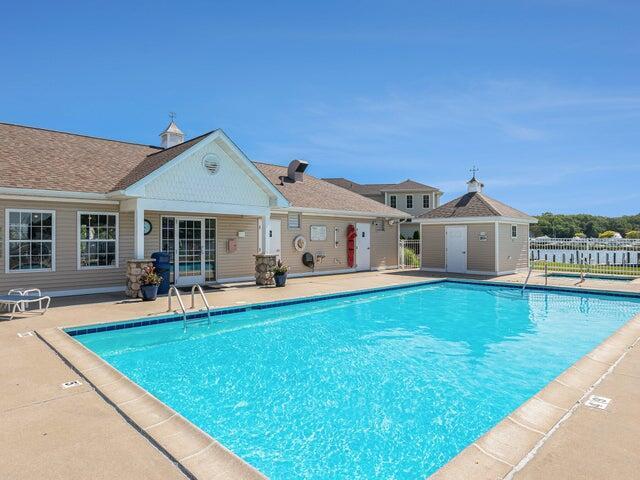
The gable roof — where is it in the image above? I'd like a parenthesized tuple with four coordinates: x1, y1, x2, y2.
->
(418, 191, 534, 221)
(0, 122, 407, 217)
(255, 163, 407, 217)
(324, 177, 440, 195)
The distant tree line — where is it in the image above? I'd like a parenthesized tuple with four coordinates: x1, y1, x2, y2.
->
(531, 213, 640, 238)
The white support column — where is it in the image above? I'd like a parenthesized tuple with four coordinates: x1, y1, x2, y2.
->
(258, 214, 270, 255)
(134, 200, 145, 260)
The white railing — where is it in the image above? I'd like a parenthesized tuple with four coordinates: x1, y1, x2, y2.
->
(400, 239, 421, 269)
(529, 237, 640, 277)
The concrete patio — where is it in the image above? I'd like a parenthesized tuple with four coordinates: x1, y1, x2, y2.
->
(1, 269, 639, 479)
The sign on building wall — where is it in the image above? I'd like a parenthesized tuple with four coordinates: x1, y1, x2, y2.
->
(310, 225, 327, 241)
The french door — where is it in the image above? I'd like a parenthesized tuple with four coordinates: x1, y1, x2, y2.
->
(175, 218, 205, 286)
(161, 216, 216, 286)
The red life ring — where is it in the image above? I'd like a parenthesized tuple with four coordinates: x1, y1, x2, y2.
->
(346, 224, 357, 267)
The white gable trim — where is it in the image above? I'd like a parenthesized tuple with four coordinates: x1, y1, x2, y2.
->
(120, 130, 289, 207)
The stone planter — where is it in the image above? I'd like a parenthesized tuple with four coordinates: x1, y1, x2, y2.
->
(140, 284, 159, 301)
(274, 272, 287, 287)
(126, 259, 154, 298)
(254, 254, 277, 286)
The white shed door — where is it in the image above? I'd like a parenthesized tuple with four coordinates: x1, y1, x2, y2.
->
(267, 219, 281, 258)
(356, 223, 371, 271)
(446, 225, 467, 273)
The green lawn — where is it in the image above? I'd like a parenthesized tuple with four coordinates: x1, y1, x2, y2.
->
(532, 260, 640, 276)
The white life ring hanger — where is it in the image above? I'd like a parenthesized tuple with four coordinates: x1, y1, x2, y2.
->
(293, 235, 307, 252)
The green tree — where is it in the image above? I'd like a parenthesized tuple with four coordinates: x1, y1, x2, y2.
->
(598, 230, 619, 238)
(626, 230, 640, 239)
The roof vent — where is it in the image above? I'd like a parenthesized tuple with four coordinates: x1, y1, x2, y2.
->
(202, 154, 220, 175)
(287, 159, 308, 183)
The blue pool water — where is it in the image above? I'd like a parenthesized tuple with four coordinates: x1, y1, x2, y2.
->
(75, 281, 640, 479)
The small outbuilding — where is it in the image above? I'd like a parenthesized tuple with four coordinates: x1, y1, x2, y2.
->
(416, 175, 537, 276)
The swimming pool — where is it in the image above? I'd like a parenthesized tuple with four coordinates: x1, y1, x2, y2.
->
(73, 281, 640, 479)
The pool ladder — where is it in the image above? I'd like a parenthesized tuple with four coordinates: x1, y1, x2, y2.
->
(522, 261, 548, 292)
(167, 285, 212, 332)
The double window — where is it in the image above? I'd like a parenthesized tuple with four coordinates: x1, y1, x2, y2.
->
(5, 210, 55, 272)
(78, 212, 118, 269)
(389, 195, 397, 208)
(406, 195, 413, 209)
(423, 194, 430, 209)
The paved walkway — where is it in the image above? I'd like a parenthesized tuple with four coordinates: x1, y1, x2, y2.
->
(1, 270, 638, 479)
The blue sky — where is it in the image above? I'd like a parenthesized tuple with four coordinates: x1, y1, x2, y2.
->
(2, 1, 639, 215)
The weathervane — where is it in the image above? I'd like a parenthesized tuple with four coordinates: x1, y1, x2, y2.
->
(470, 165, 479, 178)
(169, 111, 176, 122)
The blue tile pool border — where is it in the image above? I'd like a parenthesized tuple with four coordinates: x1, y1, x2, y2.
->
(64, 278, 640, 337)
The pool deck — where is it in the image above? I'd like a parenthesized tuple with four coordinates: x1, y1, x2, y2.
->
(1, 269, 639, 479)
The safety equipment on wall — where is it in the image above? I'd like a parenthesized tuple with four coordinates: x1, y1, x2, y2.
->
(293, 235, 307, 252)
(302, 252, 315, 269)
(346, 224, 357, 268)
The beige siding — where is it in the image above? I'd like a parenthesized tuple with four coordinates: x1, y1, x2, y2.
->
(421, 224, 445, 269)
(142, 212, 259, 281)
(498, 223, 529, 273)
(273, 214, 398, 274)
(371, 222, 398, 269)
(466, 223, 495, 273)
(0, 200, 132, 294)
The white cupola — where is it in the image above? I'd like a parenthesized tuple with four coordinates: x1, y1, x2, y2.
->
(160, 113, 184, 149)
(467, 166, 483, 193)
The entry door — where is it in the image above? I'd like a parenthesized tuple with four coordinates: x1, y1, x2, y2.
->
(267, 219, 282, 258)
(175, 218, 205, 286)
(445, 225, 467, 273)
(355, 223, 371, 271)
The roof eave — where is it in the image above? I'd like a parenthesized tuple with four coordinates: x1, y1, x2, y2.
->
(416, 215, 537, 224)
(271, 206, 410, 219)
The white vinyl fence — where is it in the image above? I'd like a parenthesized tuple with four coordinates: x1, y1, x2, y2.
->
(400, 239, 421, 269)
(529, 237, 640, 277)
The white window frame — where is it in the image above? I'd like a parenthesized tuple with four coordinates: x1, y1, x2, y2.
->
(406, 194, 413, 209)
(5, 208, 56, 273)
(511, 224, 518, 239)
(288, 212, 301, 229)
(77, 211, 119, 270)
(389, 195, 397, 208)
(423, 194, 430, 208)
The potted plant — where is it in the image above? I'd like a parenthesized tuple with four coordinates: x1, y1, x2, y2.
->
(139, 265, 162, 301)
(271, 259, 289, 287)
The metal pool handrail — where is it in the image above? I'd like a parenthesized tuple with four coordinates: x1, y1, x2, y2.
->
(190, 284, 212, 328)
(167, 286, 187, 325)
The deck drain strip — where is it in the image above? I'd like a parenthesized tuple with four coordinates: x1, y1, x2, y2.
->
(503, 335, 639, 479)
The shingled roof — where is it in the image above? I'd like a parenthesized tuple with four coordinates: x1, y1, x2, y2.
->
(255, 163, 406, 216)
(418, 191, 534, 221)
(0, 122, 408, 217)
(324, 177, 440, 195)
(0, 122, 161, 193)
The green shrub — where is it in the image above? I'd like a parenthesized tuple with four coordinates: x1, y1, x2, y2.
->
(625, 230, 640, 239)
(402, 247, 419, 266)
(598, 230, 619, 238)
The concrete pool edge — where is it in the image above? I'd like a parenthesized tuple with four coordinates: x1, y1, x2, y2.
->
(429, 309, 640, 479)
(36, 326, 267, 480)
(36, 278, 640, 480)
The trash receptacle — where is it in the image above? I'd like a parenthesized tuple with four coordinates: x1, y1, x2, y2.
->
(151, 252, 171, 295)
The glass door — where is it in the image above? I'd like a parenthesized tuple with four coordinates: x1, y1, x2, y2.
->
(175, 218, 205, 286)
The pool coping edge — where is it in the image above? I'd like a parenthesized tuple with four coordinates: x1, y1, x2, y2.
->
(428, 309, 640, 479)
(36, 326, 267, 480)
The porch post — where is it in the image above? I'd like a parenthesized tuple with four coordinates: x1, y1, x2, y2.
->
(259, 213, 270, 255)
(134, 201, 145, 259)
